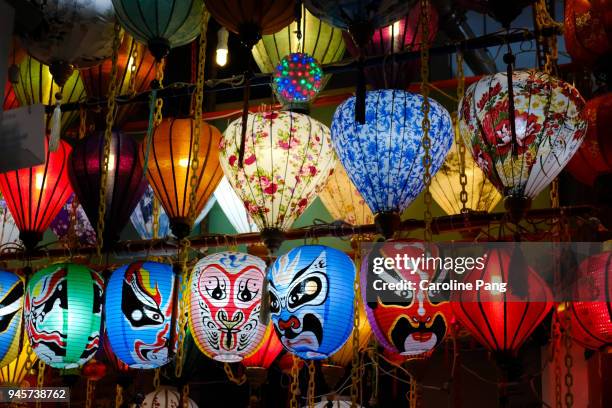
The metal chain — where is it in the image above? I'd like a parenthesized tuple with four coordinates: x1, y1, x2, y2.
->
(420, 0, 433, 243)
(175, 239, 191, 378)
(350, 240, 361, 408)
(181, 384, 190, 408)
(553, 313, 563, 408)
(223, 362, 247, 385)
(96, 20, 121, 258)
(153, 368, 161, 388)
(289, 355, 300, 408)
(534, 0, 562, 75)
(128, 41, 140, 96)
(35, 360, 45, 408)
(455, 51, 468, 213)
(152, 195, 160, 239)
(307, 361, 316, 408)
(115, 384, 123, 408)
(79, 106, 87, 139)
(23, 332, 35, 373)
(153, 60, 165, 126)
(85, 379, 95, 408)
(563, 305, 574, 408)
(409, 376, 417, 408)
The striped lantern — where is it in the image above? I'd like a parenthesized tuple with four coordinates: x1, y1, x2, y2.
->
(142, 386, 198, 408)
(0, 198, 20, 251)
(0, 271, 24, 368)
(242, 324, 283, 369)
(24, 263, 103, 369)
(189, 252, 267, 362)
(268, 245, 355, 360)
(213, 177, 258, 234)
(0, 334, 37, 386)
(104, 261, 175, 369)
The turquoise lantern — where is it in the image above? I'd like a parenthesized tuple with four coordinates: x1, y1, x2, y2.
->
(268, 245, 355, 360)
(0, 271, 24, 368)
(104, 261, 175, 369)
(111, 0, 204, 60)
(331, 89, 453, 237)
(24, 264, 103, 369)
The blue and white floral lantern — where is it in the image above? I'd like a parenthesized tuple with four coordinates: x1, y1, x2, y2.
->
(268, 245, 355, 360)
(104, 261, 175, 369)
(331, 90, 453, 237)
(0, 271, 24, 368)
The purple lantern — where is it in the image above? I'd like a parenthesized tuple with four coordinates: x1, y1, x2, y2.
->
(343, 2, 439, 90)
(68, 131, 147, 247)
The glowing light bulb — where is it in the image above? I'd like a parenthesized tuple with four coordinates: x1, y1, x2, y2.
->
(35, 172, 44, 190)
(216, 27, 229, 67)
(178, 158, 190, 168)
(388, 20, 402, 38)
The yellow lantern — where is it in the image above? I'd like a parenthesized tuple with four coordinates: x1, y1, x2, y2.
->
(0, 335, 37, 387)
(430, 139, 502, 215)
(329, 300, 371, 367)
(319, 162, 374, 225)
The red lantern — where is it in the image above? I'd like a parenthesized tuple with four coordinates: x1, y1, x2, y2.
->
(3, 82, 19, 111)
(451, 248, 553, 354)
(564, 0, 612, 67)
(82, 359, 107, 381)
(566, 92, 612, 186)
(243, 325, 283, 370)
(343, 2, 438, 90)
(559, 251, 612, 350)
(0, 136, 73, 249)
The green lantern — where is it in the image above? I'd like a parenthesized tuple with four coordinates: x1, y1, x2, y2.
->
(24, 263, 103, 369)
(252, 6, 345, 87)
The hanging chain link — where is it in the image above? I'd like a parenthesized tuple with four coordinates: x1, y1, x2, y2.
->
(409, 376, 417, 408)
(552, 312, 563, 408)
(153, 60, 165, 126)
(420, 0, 433, 242)
(23, 332, 35, 373)
(153, 367, 161, 388)
(35, 360, 45, 408)
(563, 305, 574, 408)
(152, 195, 160, 239)
(79, 106, 87, 140)
(95, 20, 121, 258)
(454, 51, 468, 213)
(174, 239, 191, 379)
(128, 41, 140, 96)
(85, 379, 95, 408)
(181, 383, 190, 408)
(114, 384, 123, 408)
(534, 0, 562, 76)
(307, 361, 316, 408)
(289, 355, 300, 408)
(350, 239, 361, 408)
(223, 362, 247, 385)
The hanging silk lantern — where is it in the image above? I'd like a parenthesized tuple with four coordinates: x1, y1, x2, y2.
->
(242, 324, 283, 369)
(0, 336, 37, 386)
(566, 92, 612, 186)
(141, 117, 223, 239)
(0, 271, 24, 368)
(112, 0, 203, 61)
(565, 0, 612, 68)
(3, 82, 18, 111)
(80, 34, 156, 125)
(82, 359, 107, 381)
(430, 139, 502, 215)
(319, 163, 374, 226)
(189, 251, 267, 362)
(269, 245, 355, 360)
(273, 52, 323, 107)
(142, 386, 198, 408)
(329, 300, 371, 367)
(251, 6, 345, 80)
(213, 177, 258, 234)
(69, 131, 147, 246)
(0, 198, 20, 250)
(25, 263, 103, 369)
(130, 185, 171, 239)
(362, 241, 451, 356)
(13, 56, 85, 135)
(0, 137, 73, 250)
(343, 1, 438, 90)
(205, 0, 295, 49)
(559, 251, 612, 350)
(220, 111, 336, 251)
(331, 90, 453, 237)
(50, 194, 97, 246)
(104, 261, 175, 369)
(451, 248, 553, 354)
(459, 71, 587, 218)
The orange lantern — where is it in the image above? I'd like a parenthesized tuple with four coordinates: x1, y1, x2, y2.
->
(139, 117, 223, 238)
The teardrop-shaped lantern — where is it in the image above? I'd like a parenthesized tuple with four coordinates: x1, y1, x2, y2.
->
(451, 248, 553, 354)
(25, 263, 104, 369)
(49, 194, 97, 246)
(459, 71, 587, 217)
(220, 111, 336, 252)
(80, 35, 156, 125)
(0, 271, 24, 368)
(112, 0, 204, 60)
(319, 163, 374, 225)
(431, 139, 502, 215)
(0, 198, 20, 250)
(130, 185, 171, 239)
(242, 325, 283, 370)
(13, 56, 85, 134)
(69, 131, 148, 246)
(213, 177, 258, 234)
(0, 137, 73, 250)
(3, 82, 19, 111)
(140, 117, 223, 239)
(331, 90, 453, 237)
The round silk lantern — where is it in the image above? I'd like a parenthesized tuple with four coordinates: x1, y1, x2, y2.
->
(304, 0, 413, 31)
(220, 111, 336, 251)
(0, 137, 73, 250)
(273, 53, 323, 106)
(13, 56, 85, 134)
(69, 131, 147, 246)
(431, 139, 502, 215)
(105, 261, 175, 369)
(141, 117, 223, 239)
(566, 92, 612, 186)
(24, 263, 103, 369)
(459, 71, 587, 216)
(50, 194, 97, 246)
(362, 241, 451, 356)
(451, 248, 553, 354)
(242, 324, 283, 369)
(268, 245, 355, 360)
(213, 177, 258, 234)
(343, 1, 438, 90)
(331, 90, 453, 237)
(565, 0, 612, 68)
(0, 198, 20, 250)
(112, 0, 203, 60)
(142, 386, 198, 408)
(189, 252, 267, 363)
(559, 251, 612, 350)
(0, 271, 24, 368)
(319, 163, 374, 226)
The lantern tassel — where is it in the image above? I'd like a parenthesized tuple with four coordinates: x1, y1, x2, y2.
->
(49, 96, 62, 152)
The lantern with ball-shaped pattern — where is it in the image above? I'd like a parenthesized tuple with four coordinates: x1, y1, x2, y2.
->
(273, 52, 323, 108)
